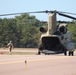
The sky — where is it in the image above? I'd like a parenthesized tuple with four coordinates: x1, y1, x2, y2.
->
(0, 0, 76, 21)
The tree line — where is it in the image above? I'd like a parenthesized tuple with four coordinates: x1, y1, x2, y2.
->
(0, 13, 76, 48)
(0, 13, 47, 48)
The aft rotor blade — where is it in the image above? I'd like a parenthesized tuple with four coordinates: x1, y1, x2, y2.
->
(58, 12, 76, 20)
(58, 11, 76, 15)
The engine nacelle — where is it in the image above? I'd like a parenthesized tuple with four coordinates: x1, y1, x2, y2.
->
(39, 27, 47, 33)
(59, 26, 67, 34)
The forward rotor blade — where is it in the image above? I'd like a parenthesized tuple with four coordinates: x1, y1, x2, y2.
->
(58, 12, 76, 20)
(0, 12, 41, 16)
(0, 10, 50, 16)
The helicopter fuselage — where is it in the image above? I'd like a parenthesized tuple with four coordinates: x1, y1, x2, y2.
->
(39, 31, 74, 55)
(38, 12, 75, 56)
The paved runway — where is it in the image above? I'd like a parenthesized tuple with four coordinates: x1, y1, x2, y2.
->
(0, 54, 76, 75)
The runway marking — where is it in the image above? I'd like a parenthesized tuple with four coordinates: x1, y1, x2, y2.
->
(28, 56, 69, 62)
(0, 60, 24, 65)
(0, 56, 70, 65)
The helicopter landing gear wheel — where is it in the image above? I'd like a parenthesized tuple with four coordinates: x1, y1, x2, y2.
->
(64, 51, 67, 56)
(68, 51, 74, 56)
(72, 51, 74, 56)
(38, 50, 41, 55)
(69, 51, 71, 56)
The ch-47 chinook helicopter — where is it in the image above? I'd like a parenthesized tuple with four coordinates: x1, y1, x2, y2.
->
(0, 10, 76, 56)
(36, 10, 76, 56)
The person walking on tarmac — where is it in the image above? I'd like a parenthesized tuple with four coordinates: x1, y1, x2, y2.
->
(7, 41, 14, 55)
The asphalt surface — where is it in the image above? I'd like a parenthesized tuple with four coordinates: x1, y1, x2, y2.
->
(0, 53, 76, 75)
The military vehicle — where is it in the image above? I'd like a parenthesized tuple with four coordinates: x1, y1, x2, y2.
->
(37, 10, 75, 56)
(0, 10, 76, 56)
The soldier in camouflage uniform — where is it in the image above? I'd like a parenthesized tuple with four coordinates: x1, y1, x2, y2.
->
(7, 41, 14, 55)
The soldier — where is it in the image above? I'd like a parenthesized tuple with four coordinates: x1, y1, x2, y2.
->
(7, 41, 14, 55)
